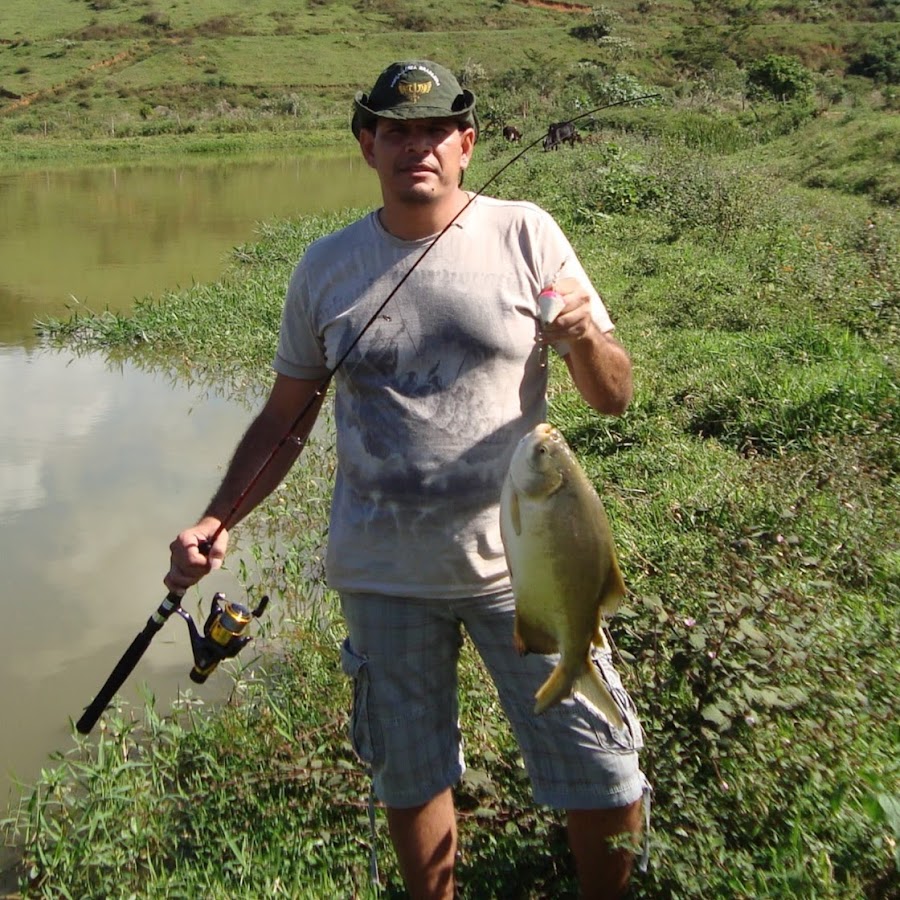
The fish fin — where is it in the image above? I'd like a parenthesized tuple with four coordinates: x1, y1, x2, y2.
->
(573, 664, 626, 730)
(514, 628, 527, 656)
(508, 484, 522, 536)
(592, 627, 611, 652)
(533, 662, 576, 715)
(514, 612, 558, 656)
(598, 555, 627, 616)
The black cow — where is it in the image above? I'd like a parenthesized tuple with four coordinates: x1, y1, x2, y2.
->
(543, 121, 581, 151)
(502, 124, 522, 143)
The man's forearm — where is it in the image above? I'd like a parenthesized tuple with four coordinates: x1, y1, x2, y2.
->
(565, 330, 633, 415)
(203, 410, 307, 527)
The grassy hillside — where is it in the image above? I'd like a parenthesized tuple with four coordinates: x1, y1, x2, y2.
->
(1, 0, 896, 149)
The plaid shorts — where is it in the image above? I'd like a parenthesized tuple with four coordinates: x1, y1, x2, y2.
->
(339, 589, 645, 810)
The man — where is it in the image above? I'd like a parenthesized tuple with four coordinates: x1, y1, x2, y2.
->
(167, 60, 647, 900)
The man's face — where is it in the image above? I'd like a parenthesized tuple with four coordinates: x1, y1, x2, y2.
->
(359, 117, 476, 205)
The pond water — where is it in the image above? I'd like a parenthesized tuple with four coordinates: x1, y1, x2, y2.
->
(0, 154, 381, 834)
(0, 155, 380, 346)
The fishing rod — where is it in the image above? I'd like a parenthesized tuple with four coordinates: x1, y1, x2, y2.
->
(75, 93, 659, 736)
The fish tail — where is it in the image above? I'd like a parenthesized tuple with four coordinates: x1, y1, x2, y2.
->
(574, 665, 625, 729)
(533, 661, 627, 730)
(533, 663, 577, 715)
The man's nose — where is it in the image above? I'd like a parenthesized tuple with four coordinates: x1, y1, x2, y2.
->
(405, 126, 431, 150)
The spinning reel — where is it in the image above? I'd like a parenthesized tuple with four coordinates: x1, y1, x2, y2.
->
(177, 592, 269, 684)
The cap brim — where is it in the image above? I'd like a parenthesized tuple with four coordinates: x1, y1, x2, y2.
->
(351, 90, 477, 138)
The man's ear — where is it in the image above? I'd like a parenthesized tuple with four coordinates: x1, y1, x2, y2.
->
(459, 126, 476, 170)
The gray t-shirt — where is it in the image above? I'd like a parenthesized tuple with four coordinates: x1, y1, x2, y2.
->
(274, 194, 614, 599)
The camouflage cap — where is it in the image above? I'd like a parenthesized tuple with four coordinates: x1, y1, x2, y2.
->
(351, 60, 478, 139)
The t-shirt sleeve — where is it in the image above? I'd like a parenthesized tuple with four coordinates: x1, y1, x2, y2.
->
(538, 211, 614, 356)
(273, 258, 332, 381)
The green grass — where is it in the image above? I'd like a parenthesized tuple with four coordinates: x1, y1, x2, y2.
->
(2, 0, 896, 147)
(758, 107, 900, 204)
(7, 120, 898, 896)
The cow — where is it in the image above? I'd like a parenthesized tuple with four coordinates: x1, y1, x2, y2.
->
(502, 124, 522, 143)
(543, 121, 581, 151)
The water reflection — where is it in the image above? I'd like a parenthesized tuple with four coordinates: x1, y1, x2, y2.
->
(0, 347, 259, 810)
(0, 349, 113, 520)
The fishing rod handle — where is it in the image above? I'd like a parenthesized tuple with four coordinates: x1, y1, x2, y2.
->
(75, 592, 183, 735)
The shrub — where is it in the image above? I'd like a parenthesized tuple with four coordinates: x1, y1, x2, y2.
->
(847, 32, 900, 84)
(137, 10, 171, 30)
(575, 69, 656, 109)
(746, 54, 815, 102)
(571, 5, 623, 42)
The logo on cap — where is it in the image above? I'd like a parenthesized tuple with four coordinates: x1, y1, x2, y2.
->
(398, 80, 432, 103)
(389, 63, 441, 104)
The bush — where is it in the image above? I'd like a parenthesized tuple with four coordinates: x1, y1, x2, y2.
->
(847, 32, 900, 84)
(570, 5, 622, 42)
(746, 54, 815, 102)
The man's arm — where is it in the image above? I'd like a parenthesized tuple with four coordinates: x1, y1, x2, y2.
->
(562, 330, 632, 415)
(165, 373, 328, 592)
(542, 278, 633, 415)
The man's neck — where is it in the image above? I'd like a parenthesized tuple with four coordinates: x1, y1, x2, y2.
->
(378, 190, 471, 241)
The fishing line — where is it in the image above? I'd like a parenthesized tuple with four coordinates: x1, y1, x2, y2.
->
(204, 93, 661, 546)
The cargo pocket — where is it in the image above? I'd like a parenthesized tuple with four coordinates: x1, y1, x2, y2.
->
(591, 649, 645, 752)
(340, 638, 377, 766)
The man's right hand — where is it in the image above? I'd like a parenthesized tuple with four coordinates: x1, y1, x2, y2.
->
(164, 517, 229, 594)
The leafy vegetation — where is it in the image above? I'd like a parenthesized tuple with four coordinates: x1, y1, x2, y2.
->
(1, 1, 898, 898)
(746, 53, 816, 101)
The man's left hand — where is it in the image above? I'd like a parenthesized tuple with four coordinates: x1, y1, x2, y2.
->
(539, 277, 598, 345)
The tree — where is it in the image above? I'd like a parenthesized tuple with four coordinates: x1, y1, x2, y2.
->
(570, 4, 622, 42)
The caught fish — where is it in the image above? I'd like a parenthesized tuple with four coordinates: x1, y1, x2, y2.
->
(500, 423, 626, 727)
